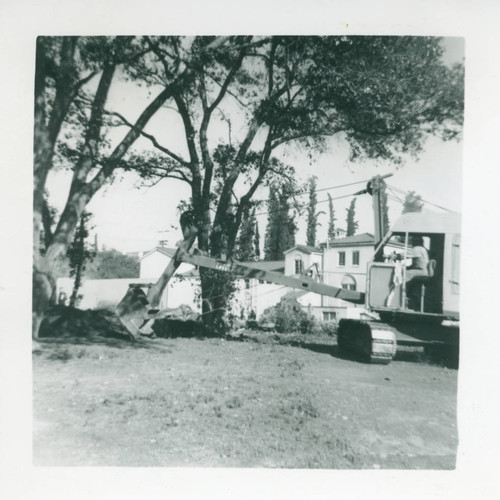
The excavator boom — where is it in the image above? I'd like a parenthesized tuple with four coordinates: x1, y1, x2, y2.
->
(116, 237, 365, 338)
(179, 251, 365, 304)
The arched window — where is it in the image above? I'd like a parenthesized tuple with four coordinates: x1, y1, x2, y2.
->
(341, 274, 357, 291)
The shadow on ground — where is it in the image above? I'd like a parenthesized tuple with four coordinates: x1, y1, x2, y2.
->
(37, 306, 217, 350)
(36, 308, 456, 367)
(226, 331, 456, 367)
(37, 306, 151, 350)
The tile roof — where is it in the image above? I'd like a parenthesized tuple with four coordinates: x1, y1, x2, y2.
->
(324, 233, 375, 247)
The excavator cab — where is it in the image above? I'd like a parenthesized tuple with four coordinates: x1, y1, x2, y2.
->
(366, 212, 460, 321)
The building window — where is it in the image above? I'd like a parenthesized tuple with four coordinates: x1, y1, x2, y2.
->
(323, 311, 337, 322)
(295, 258, 304, 274)
(341, 275, 357, 291)
(352, 251, 360, 266)
(338, 251, 346, 266)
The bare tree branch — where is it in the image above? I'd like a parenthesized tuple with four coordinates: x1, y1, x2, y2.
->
(104, 109, 189, 167)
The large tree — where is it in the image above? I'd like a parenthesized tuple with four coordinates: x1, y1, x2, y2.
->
(32, 36, 226, 337)
(119, 36, 462, 330)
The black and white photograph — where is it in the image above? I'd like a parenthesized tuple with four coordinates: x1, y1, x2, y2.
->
(1, 1, 499, 499)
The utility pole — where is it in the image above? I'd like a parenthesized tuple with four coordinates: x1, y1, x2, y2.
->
(355, 173, 393, 262)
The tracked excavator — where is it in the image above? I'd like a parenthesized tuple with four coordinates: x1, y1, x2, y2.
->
(116, 174, 460, 365)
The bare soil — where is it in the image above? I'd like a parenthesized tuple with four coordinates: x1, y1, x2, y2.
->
(33, 310, 458, 469)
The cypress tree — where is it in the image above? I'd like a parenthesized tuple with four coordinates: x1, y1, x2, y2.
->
(327, 193, 336, 241)
(67, 212, 96, 307)
(346, 198, 359, 237)
(306, 176, 318, 247)
(253, 210, 261, 260)
(264, 186, 297, 260)
(235, 205, 257, 261)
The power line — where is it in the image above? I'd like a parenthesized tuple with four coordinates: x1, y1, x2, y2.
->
(251, 179, 369, 205)
(254, 191, 359, 217)
(386, 183, 457, 213)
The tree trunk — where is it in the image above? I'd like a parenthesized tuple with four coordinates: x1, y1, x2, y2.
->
(198, 268, 234, 334)
(197, 204, 238, 334)
(32, 263, 57, 339)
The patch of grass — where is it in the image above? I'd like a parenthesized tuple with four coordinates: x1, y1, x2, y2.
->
(47, 349, 73, 362)
(33, 333, 458, 468)
(325, 438, 359, 465)
(279, 359, 305, 377)
(213, 405, 223, 418)
(225, 396, 242, 409)
(195, 393, 215, 405)
(274, 393, 320, 427)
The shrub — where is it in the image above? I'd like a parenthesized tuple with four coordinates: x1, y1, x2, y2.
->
(260, 298, 317, 334)
(298, 313, 316, 335)
(311, 320, 338, 337)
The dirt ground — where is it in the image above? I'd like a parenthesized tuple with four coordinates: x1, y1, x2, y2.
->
(33, 322, 458, 469)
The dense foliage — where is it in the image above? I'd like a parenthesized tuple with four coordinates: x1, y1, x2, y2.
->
(263, 185, 297, 260)
(235, 206, 259, 262)
(85, 249, 140, 279)
(402, 190, 424, 213)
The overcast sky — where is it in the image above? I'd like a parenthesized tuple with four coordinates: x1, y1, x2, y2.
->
(46, 37, 464, 254)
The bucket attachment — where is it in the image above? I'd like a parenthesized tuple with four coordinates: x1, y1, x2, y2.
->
(115, 286, 155, 339)
(115, 211, 198, 339)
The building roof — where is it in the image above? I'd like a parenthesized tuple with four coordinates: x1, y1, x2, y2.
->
(140, 246, 177, 261)
(324, 233, 376, 247)
(284, 244, 322, 255)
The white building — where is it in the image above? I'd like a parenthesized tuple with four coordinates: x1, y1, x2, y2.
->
(279, 233, 404, 321)
(56, 234, 400, 322)
(319, 233, 382, 320)
(284, 245, 322, 277)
